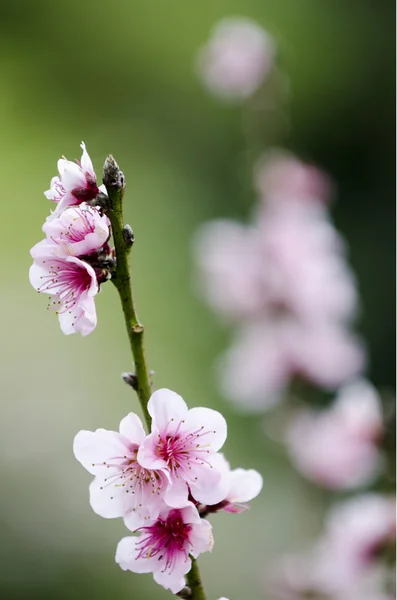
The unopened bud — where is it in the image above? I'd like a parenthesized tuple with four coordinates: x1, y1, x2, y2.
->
(121, 372, 138, 391)
(123, 224, 135, 248)
(176, 586, 192, 598)
(103, 155, 125, 189)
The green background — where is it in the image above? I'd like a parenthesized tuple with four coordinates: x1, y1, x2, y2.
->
(1, 1, 394, 599)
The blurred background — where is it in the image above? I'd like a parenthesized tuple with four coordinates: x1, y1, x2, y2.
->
(0, 1, 395, 599)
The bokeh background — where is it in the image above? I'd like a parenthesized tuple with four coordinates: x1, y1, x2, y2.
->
(0, 1, 395, 599)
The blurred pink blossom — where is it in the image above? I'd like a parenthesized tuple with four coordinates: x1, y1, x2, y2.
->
(194, 151, 365, 409)
(219, 319, 364, 411)
(269, 494, 395, 600)
(254, 150, 332, 208)
(196, 17, 275, 100)
(286, 380, 383, 489)
(318, 494, 396, 588)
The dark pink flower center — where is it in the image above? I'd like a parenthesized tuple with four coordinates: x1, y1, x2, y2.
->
(37, 258, 94, 314)
(72, 177, 100, 202)
(135, 509, 192, 572)
(156, 424, 214, 476)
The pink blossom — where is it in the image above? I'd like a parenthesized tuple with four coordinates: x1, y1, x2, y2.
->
(29, 253, 99, 335)
(138, 389, 228, 507)
(73, 413, 169, 529)
(116, 504, 213, 594)
(196, 17, 275, 100)
(42, 204, 110, 257)
(45, 142, 101, 217)
(32, 204, 110, 260)
(219, 319, 364, 411)
(286, 380, 383, 489)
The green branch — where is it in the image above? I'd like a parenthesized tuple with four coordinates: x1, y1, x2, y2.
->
(185, 558, 207, 600)
(103, 156, 152, 430)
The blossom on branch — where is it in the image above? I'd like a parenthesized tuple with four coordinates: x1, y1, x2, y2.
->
(73, 413, 169, 529)
(138, 388, 229, 507)
(45, 142, 103, 218)
(116, 504, 213, 594)
(29, 204, 112, 335)
(29, 254, 99, 336)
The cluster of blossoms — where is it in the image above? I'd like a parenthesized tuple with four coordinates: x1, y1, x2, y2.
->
(195, 18, 394, 600)
(195, 150, 365, 411)
(74, 388, 262, 594)
(29, 143, 112, 335)
(271, 494, 396, 600)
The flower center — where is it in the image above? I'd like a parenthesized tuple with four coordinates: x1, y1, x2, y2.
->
(155, 419, 215, 477)
(136, 509, 192, 571)
(93, 449, 164, 503)
(37, 258, 94, 314)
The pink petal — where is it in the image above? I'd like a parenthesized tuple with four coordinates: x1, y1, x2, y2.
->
(119, 413, 146, 444)
(73, 429, 129, 476)
(189, 454, 230, 505)
(89, 476, 138, 519)
(80, 141, 94, 175)
(137, 432, 168, 470)
(228, 468, 263, 503)
(181, 406, 227, 452)
(116, 537, 157, 574)
(153, 553, 191, 594)
(148, 388, 189, 433)
(163, 477, 190, 508)
(189, 519, 213, 556)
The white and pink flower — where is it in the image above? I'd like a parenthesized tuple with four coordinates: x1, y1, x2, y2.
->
(73, 413, 169, 529)
(45, 142, 103, 217)
(116, 504, 213, 594)
(32, 204, 110, 260)
(42, 203, 110, 257)
(196, 17, 275, 100)
(200, 454, 263, 514)
(286, 380, 383, 489)
(29, 253, 99, 336)
(138, 389, 228, 507)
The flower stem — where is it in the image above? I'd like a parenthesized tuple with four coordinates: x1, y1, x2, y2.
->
(104, 158, 152, 430)
(185, 558, 207, 600)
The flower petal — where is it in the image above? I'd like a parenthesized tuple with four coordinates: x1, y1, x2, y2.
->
(137, 432, 168, 470)
(148, 389, 189, 433)
(119, 413, 146, 444)
(153, 553, 191, 594)
(181, 406, 227, 452)
(116, 537, 157, 574)
(189, 519, 213, 557)
(228, 468, 263, 503)
(73, 429, 129, 476)
(89, 476, 136, 519)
